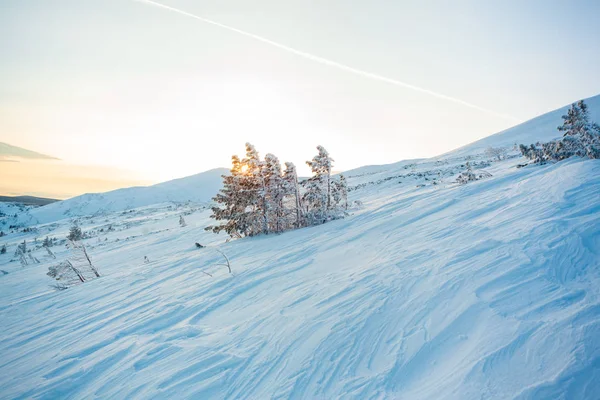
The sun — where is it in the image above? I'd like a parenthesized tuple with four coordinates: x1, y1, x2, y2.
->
(240, 165, 249, 174)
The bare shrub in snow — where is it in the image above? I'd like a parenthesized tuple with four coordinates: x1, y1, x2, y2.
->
(485, 146, 508, 161)
(45, 246, 56, 259)
(214, 249, 232, 274)
(47, 241, 100, 290)
(14, 241, 28, 267)
(456, 163, 492, 185)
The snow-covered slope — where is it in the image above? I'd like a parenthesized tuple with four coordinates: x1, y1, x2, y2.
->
(0, 96, 599, 399)
(19, 168, 228, 225)
(447, 94, 600, 158)
(342, 94, 600, 190)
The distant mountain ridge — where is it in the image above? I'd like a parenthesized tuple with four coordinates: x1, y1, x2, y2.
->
(0, 196, 58, 206)
(0, 142, 58, 161)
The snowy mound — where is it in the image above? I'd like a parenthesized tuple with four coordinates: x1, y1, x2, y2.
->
(0, 96, 599, 399)
(22, 168, 228, 225)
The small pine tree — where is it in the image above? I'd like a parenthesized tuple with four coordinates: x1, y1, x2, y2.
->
(0, 244, 6, 254)
(179, 215, 187, 227)
(335, 174, 348, 211)
(0, 231, 5, 237)
(42, 236, 52, 247)
(304, 146, 334, 224)
(67, 222, 83, 241)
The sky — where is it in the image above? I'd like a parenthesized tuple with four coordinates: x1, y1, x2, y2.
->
(1, 0, 600, 198)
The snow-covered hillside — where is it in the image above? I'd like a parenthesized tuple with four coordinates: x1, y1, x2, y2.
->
(10, 168, 228, 226)
(0, 96, 599, 399)
(448, 94, 600, 158)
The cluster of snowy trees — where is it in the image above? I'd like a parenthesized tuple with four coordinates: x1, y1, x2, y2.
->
(206, 144, 348, 238)
(520, 100, 600, 163)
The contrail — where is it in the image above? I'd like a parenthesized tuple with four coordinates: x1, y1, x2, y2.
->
(133, 0, 520, 122)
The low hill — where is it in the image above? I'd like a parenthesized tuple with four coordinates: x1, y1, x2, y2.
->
(20, 168, 228, 225)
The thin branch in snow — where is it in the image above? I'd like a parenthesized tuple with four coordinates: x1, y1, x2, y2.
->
(214, 249, 232, 274)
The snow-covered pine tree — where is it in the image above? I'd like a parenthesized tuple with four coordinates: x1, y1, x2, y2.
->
(262, 153, 285, 233)
(302, 176, 327, 225)
(241, 143, 267, 235)
(306, 145, 334, 210)
(179, 215, 187, 227)
(1, 244, 6, 254)
(555, 100, 600, 159)
(558, 101, 586, 137)
(519, 143, 546, 163)
(304, 146, 335, 224)
(206, 155, 247, 238)
(207, 143, 267, 238)
(336, 174, 349, 211)
(67, 222, 83, 241)
(42, 236, 52, 248)
(283, 162, 304, 229)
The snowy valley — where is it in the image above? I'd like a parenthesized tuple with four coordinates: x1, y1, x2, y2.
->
(0, 95, 599, 399)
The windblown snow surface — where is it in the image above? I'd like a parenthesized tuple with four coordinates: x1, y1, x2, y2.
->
(1, 97, 600, 399)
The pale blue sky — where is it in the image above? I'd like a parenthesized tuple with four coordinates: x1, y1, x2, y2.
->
(1, 0, 599, 182)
